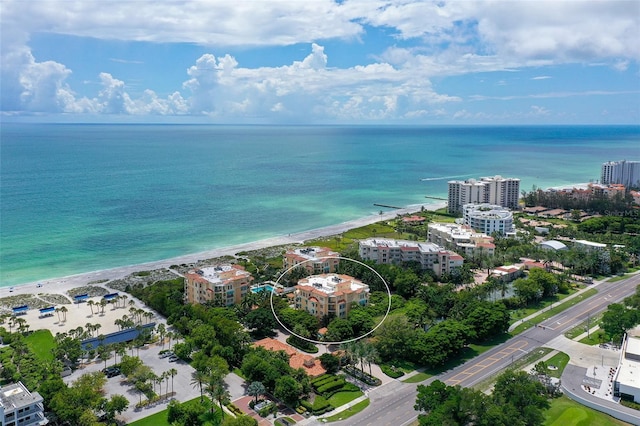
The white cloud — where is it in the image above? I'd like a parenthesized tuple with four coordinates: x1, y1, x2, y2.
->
(1, 1, 638, 122)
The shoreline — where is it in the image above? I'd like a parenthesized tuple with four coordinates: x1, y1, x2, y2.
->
(1, 202, 444, 299)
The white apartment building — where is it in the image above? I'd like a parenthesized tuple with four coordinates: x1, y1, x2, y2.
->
(602, 160, 640, 188)
(0, 382, 47, 426)
(462, 203, 515, 236)
(614, 335, 640, 402)
(358, 238, 464, 277)
(427, 222, 495, 257)
(283, 247, 340, 275)
(448, 175, 520, 214)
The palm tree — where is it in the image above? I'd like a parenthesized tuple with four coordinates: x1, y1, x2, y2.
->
(87, 300, 95, 315)
(166, 331, 174, 350)
(157, 323, 166, 348)
(207, 375, 229, 416)
(169, 368, 178, 395)
(54, 308, 61, 322)
(60, 305, 68, 322)
(191, 370, 207, 402)
(247, 381, 265, 404)
(100, 299, 107, 315)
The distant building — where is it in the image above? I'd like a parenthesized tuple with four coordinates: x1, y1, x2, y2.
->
(490, 265, 524, 283)
(574, 240, 607, 251)
(294, 274, 369, 319)
(448, 175, 520, 214)
(427, 222, 495, 257)
(589, 183, 626, 199)
(539, 240, 568, 251)
(283, 247, 340, 274)
(185, 264, 253, 306)
(358, 238, 464, 277)
(462, 203, 515, 236)
(614, 335, 640, 402)
(0, 381, 47, 426)
(601, 160, 640, 188)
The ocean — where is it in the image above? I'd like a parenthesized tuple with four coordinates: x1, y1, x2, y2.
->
(1, 124, 638, 287)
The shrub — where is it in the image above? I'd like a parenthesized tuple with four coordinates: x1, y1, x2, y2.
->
(380, 364, 405, 379)
(311, 374, 332, 385)
(316, 379, 346, 394)
(312, 395, 332, 414)
(300, 400, 313, 411)
(344, 365, 381, 386)
(312, 376, 342, 390)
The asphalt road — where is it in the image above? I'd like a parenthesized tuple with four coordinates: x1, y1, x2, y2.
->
(326, 273, 640, 426)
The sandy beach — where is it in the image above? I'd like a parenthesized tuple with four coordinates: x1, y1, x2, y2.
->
(1, 203, 444, 302)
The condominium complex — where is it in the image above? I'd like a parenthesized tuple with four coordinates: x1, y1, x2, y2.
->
(601, 160, 640, 188)
(0, 382, 47, 426)
(283, 247, 340, 274)
(185, 264, 254, 306)
(294, 274, 369, 319)
(448, 175, 520, 214)
(358, 238, 464, 277)
(427, 222, 496, 257)
(462, 203, 515, 236)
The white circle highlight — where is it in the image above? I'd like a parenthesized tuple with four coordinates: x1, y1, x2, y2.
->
(269, 256, 391, 345)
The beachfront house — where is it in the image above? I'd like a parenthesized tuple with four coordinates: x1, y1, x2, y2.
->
(294, 273, 369, 319)
(283, 247, 340, 274)
(185, 264, 253, 306)
(358, 238, 464, 277)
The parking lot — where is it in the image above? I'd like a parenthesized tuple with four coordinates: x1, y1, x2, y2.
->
(63, 341, 201, 423)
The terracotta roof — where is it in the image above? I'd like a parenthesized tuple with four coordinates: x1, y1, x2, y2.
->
(252, 338, 326, 377)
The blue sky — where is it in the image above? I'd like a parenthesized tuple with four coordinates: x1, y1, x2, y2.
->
(1, 1, 639, 124)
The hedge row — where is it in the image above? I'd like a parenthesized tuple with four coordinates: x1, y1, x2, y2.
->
(316, 379, 346, 394)
(312, 375, 338, 388)
(324, 383, 360, 399)
(311, 374, 331, 385)
(344, 365, 382, 386)
(312, 395, 333, 414)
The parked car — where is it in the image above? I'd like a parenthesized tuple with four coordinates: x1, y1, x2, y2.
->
(168, 355, 179, 363)
(159, 351, 174, 359)
(101, 367, 121, 378)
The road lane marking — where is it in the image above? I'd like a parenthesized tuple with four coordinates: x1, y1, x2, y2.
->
(444, 340, 528, 385)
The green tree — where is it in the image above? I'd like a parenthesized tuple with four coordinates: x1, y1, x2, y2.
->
(492, 370, 550, 426)
(601, 303, 639, 343)
(318, 353, 340, 374)
(274, 375, 303, 406)
(102, 394, 129, 425)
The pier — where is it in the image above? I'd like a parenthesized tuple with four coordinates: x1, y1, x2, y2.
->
(424, 195, 447, 201)
(373, 203, 403, 209)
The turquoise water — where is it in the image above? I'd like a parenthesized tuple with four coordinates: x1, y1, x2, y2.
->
(251, 285, 275, 294)
(1, 124, 638, 287)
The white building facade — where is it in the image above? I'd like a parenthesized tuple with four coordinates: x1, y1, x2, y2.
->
(0, 382, 47, 426)
(427, 222, 495, 257)
(462, 203, 515, 236)
(448, 175, 520, 214)
(601, 160, 640, 188)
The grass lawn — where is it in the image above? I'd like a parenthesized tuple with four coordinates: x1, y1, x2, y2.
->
(579, 329, 611, 346)
(328, 390, 364, 407)
(565, 313, 604, 340)
(128, 397, 219, 426)
(402, 372, 431, 383)
(322, 399, 370, 422)
(511, 289, 598, 335)
(24, 329, 55, 362)
(544, 352, 570, 378)
(510, 287, 583, 325)
(544, 396, 628, 426)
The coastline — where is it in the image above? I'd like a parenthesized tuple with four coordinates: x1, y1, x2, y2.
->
(1, 202, 444, 299)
